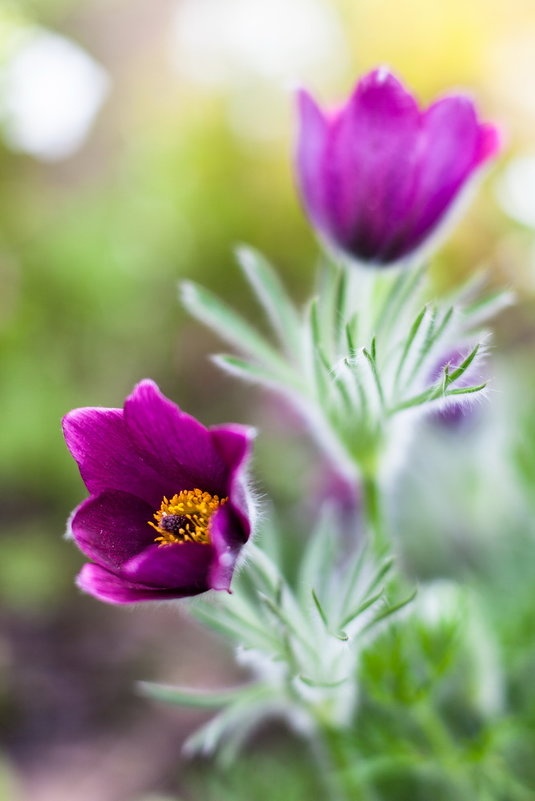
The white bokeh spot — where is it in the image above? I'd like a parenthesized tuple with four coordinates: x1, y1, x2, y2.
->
(170, 0, 348, 87)
(496, 153, 535, 229)
(1, 27, 110, 161)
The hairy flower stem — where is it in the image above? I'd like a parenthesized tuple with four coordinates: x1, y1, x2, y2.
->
(362, 474, 389, 557)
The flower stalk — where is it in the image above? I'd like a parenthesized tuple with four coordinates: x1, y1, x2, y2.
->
(361, 473, 389, 558)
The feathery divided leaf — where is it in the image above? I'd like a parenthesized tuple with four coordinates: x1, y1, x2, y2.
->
(138, 681, 256, 708)
(340, 589, 384, 630)
(361, 587, 418, 633)
(446, 343, 480, 385)
(298, 508, 338, 606)
(181, 281, 296, 383)
(183, 684, 275, 760)
(363, 346, 385, 409)
(236, 245, 302, 355)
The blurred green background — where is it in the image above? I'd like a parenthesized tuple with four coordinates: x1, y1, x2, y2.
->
(1, 0, 535, 799)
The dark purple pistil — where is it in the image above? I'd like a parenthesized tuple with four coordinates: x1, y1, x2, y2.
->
(160, 514, 189, 536)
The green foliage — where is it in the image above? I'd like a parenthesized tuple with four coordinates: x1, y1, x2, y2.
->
(181, 248, 496, 482)
(179, 748, 319, 801)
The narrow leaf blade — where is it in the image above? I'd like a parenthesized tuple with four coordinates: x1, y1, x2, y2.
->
(236, 245, 302, 354)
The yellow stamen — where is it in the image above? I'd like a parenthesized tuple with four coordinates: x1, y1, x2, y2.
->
(148, 488, 227, 546)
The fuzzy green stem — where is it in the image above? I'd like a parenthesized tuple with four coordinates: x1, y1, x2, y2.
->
(362, 473, 389, 557)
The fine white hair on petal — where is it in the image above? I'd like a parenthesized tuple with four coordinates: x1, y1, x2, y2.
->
(63, 507, 77, 541)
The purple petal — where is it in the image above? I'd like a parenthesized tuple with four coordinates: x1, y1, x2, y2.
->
(76, 563, 195, 604)
(62, 407, 167, 506)
(324, 69, 421, 258)
(208, 505, 245, 592)
(210, 423, 254, 478)
(401, 96, 498, 251)
(70, 491, 155, 569)
(121, 540, 213, 591)
(296, 89, 329, 231)
(478, 123, 501, 164)
(124, 380, 227, 496)
(210, 423, 254, 536)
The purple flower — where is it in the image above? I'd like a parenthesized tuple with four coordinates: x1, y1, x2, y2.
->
(63, 380, 254, 604)
(296, 68, 500, 266)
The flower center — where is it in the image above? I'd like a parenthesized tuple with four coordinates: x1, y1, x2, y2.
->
(148, 488, 227, 546)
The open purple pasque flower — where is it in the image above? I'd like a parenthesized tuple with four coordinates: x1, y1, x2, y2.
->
(296, 68, 500, 267)
(63, 380, 254, 604)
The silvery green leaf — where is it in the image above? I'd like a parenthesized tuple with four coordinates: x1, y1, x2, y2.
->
(251, 507, 282, 565)
(137, 681, 255, 708)
(375, 268, 414, 336)
(311, 588, 329, 628)
(402, 305, 441, 388)
(335, 555, 394, 630)
(297, 674, 349, 689)
(393, 305, 428, 389)
(332, 543, 370, 624)
(243, 542, 282, 596)
(307, 298, 332, 401)
(310, 589, 349, 640)
(377, 262, 427, 340)
(342, 355, 368, 415)
(191, 600, 279, 653)
(183, 684, 275, 760)
(212, 353, 275, 382)
(181, 281, 296, 384)
(235, 245, 302, 356)
(297, 506, 338, 608)
(444, 342, 481, 386)
(362, 345, 386, 410)
(361, 587, 418, 633)
(363, 556, 395, 597)
(212, 354, 304, 395)
(340, 590, 384, 630)
(462, 288, 514, 328)
(389, 384, 441, 413)
(314, 260, 341, 358)
(238, 545, 312, 651)
(333, 266, 349, 351)
(258, 590, 313, 658)
(446, 382, 487, 397)
(345, 315, 358, 355)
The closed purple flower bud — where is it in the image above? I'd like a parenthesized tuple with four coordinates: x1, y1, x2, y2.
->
(296, 68, 500, 267)
(62, 380, 254, 604)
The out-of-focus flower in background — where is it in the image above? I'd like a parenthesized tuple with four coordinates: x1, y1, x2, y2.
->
(296, 68, 499, 267)
(0, 26, 109, 161)
(63, 380, 253, 604)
